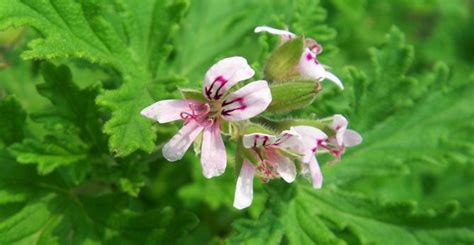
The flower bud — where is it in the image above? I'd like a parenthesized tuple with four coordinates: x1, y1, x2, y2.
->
(266, 80, 320, 114)
(264, 37, 304, 83)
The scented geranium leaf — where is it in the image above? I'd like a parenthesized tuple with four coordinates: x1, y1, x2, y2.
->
(35, 62, 104, 148)
(229, 184, 474, 244)
(9, 125, 89, 175)
(0, 95, 26, 146)
(325, 75, 474, 186)
(0, 0, 189, 156)
(0, 150, 198, 244)
(291, 0, 337, 45)
(350, 26, 416, 131)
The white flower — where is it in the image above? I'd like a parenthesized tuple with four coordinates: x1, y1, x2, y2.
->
(141, 57, 272, 179)
(233, 130, 300, 209)
(291, 126, 328, 189)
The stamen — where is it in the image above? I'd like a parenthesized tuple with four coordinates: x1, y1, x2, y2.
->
(179, 103, 212, 127)
(255, 159, 280, 182)
(319, 142, 345, 161)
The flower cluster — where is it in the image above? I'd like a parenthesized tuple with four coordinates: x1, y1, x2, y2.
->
(141, 26, 362, 209)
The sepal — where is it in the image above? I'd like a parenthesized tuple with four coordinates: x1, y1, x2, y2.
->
(266, 80, 319, 114)
(264, 37, 304, 83)
(179, 88, 206, 102)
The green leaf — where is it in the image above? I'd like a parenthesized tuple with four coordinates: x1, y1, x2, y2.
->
(230, 184, 474, 244)
(0, 150, 198, 243)
(0, 0, 189, 156)
(351, 26, 416, 131)
(36, 62, 104, 149)
(0, 95, 26, 146)
(326, 73, 474, 187)
(9, 125, 88, 175)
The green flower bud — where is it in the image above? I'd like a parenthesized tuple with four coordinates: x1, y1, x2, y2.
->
(266, 80, 320, 114)
(264, 37, 304, 83)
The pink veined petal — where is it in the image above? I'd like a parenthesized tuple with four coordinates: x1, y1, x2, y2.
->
(266, 148, 296, 183)
(332, 114, 348, 146)
(233, 160, 256, 210)
(272, 129, 301, 148)
(325, 71, 344, 89)
(254, 26, 296, 42)
(243, 133, 276, 148)
(297, 48, 326, 81)
(221, 80, 272, 121)
(140, 99, 202, 123)
(203, 57, 255, 101)
(308, 155, 323, 188)
(343, 129, 363, 147)
(291, 126, 328, 162)
(200, 121, 227, 178)
(162, 120, 204, 161)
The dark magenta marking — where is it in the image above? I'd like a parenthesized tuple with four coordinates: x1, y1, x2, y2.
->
(221, 97, 246, 116)
(204, 76, 228, 100)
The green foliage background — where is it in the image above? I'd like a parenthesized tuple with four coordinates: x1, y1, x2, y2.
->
(0, 0, 473, 244)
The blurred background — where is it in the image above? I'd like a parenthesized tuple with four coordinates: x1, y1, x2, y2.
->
(1, 0, 473, 243)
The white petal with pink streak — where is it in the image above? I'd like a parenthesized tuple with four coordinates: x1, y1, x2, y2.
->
(291, 126, 328, 162)
(243, 133, 276, 148)
(203, 57, 255, 100)
(297, 48, 326, 81)
(140, 99, 201, 123)
(221, 80, 272, 121)
(273, 129, 301, 148)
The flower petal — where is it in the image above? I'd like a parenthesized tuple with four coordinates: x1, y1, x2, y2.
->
(332, 114, 348, 146)
(308, 155, 323, 188)
(254, 26, 296, 42)
(291, 126, 328, 162)
(297, 48, 326, 81)
(201, 121, 227, 178)
(203, 57, 255, 100)
(162, 120, 204, 161)
(325, 71, 344, 89)
(233, 160, 256, 210)
(221, 80, 272, 121)
(266, 148, 296, 183)
(343, 129, 363, 147)
(272, 129, 301, 148)
(140, 99, 202, 123)
(243, 133, 276, 148)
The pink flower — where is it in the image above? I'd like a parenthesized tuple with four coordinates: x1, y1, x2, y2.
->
(255, 26, 343, 89)
(233, 130, 300, 209)
(290, 126, 328, 189)
(319, 114, 363, 160)
(141, 57, 272, 179)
